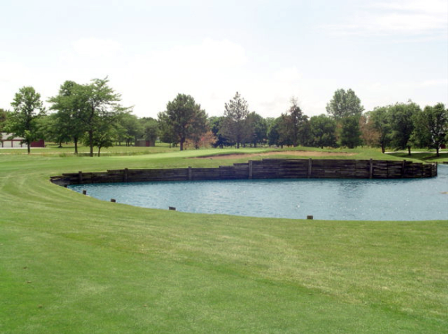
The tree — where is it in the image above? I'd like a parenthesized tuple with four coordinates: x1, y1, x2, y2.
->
(116, 113, 143, 146)
(158, 112, 178, 147)
(326, 88, 364, 148)
(326, 89, 364, 120)
(368, 107, 391, 153)
(48, 81, 86, 154)
(245, 112, 267, 147)
(340, 116, 362, 148)
(82, 78, 128, 157)
(84, 117, 119, 157)
(48, 79, 126, 156)
(267, 115, 291, 148)
(209, 116, 232, 148)
(310, 115, 337, 148)
(140, 117, 159, 146)
(219, 92, 250, 148)
(0, 109, 8, 142)
(36, 113, 70, 147)
(389, 101, 420, 155)
(0, 108, 7, 130)
(6, 86, 45, 154)
(359, 114, 380, 147)
(284, 98, 309, 146)
(158, 94, 208, 151)
(412, 103, 447, 157)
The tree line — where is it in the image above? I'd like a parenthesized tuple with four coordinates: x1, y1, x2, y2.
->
(1, 79, 447, 156)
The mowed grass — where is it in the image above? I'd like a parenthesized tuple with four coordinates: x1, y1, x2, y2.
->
(0, 147, 447, 333)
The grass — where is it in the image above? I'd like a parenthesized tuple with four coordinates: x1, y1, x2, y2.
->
(0, 146, 447, 333)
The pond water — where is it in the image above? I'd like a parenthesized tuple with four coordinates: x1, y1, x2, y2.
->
(69, 165, 448, 221)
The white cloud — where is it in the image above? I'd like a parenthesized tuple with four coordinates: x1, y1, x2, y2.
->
(324, 0, 448, 37)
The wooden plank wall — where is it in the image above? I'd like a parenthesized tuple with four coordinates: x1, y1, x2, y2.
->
(51, 159, 438, 186)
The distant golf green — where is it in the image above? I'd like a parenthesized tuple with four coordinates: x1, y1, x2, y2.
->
(1, 146, 447, 334)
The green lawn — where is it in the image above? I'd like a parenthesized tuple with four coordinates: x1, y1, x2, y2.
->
(0, 147, 447, 333)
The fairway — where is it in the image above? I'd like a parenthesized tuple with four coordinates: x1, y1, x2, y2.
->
(1, 147, 447, 333)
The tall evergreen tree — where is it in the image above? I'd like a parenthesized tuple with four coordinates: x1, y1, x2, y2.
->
(220, 92, 250, 148)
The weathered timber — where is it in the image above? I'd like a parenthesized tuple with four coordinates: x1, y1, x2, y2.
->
(50, 159, 438, 187)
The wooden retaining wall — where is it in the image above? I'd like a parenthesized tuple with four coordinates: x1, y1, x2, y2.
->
(50, 159, 437, 186)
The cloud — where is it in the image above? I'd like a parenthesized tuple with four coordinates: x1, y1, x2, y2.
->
(323, 0, 447, 38)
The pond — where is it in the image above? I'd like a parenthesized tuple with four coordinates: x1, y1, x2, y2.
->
(69, 165, 448, 221)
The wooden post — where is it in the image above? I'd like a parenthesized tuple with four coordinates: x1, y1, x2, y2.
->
(307, 158, 312, 178)
(78, 171, 83, 183)
(188, 167, 192, 181)
(82, 190, 87, 195)
(124, 168, 128, 182)
(249, 160, 253, 179)
(169, 206, 176, 211)
(111, 198, 116, 203)
(369, 159, 373, 179)
(307, 215, 313, 220)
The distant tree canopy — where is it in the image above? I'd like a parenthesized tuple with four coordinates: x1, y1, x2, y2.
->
(3, 78, 446, 156)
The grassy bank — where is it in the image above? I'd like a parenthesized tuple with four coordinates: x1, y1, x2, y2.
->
(0, 147, 447, 333)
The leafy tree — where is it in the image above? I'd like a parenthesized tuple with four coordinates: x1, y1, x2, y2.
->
(209, 116, 232, 148)
(81, 78, 128, 157)
(220, 92, 250, 148)
(140, 117, 159, 146)
(116, 113, 143, 146)
(0, 109, 8, 142)
(389, 101, 420, 155)
(245, 112, 267, 147)
(326, 88, 364, 148)
(267, 115, 291, 148)
(0, 108, 7, 130)
(310, 115, 337, 148)
(187, 108, 209, 149)
(158, 112, 178, 148)
(359, 114, 380, 147)
(368, 107, 391, 153)
(326, 88, 364, 120)
(48, 81, 87, 154)
(158, 94, 208, 151)
(36, 113, 70, 147)
(340, 116, 362, 148)
(297, 115, 312, 147)
(412, 103, 447, 157)
(6, 86, 45, 154)
(84, 118, 119, 157)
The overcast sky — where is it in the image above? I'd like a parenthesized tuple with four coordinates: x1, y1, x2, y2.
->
(1, 0, 447, 119)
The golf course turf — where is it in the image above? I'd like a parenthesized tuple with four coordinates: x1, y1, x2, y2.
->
(1, 147, 447, 333)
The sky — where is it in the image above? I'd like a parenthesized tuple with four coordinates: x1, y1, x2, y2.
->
(1, 0, 447, 119)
